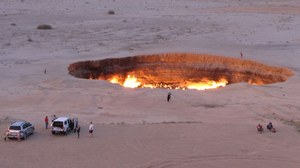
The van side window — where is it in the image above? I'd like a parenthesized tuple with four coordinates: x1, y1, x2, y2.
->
(23, 123, 27, 129)
(26, 123, 30, 128)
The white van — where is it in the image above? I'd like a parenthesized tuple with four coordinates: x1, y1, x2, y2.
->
(51, 117, 78, 135)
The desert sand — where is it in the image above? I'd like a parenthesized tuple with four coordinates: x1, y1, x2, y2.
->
(1, 0, 300, 168)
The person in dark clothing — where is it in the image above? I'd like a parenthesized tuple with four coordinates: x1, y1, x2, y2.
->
(167, 92, 171, 102)
(52, 115, 57, 123)
(267, 122, 276, 132)
(77, 126, 80, 139)
(267, 122, 273, 130)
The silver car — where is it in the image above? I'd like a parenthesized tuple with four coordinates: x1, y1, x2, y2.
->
(6, 121, 35, 140)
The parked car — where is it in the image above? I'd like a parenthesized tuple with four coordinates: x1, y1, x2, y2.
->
(51, 117, 78, 135)
(6, 121, 35, 140)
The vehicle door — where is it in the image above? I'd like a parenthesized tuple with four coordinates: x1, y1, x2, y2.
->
(26, 123, 33, 134)
(64, 120, 69, 131)
(22, 123, 29, 134)
(73, 118, 78, 130)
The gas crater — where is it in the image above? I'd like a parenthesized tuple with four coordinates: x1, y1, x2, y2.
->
(68, 53, 293, 90)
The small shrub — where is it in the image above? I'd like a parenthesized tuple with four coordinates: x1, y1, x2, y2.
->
(108, 10, 115, 15)
(27, 37, 33, 42)
(37, 24, 53, 30)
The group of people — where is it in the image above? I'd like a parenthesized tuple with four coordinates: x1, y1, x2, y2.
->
(74, 122, 94, 138)
(73, 121, 94, 138)
(257, 122, 276, 133)
(44, 115, 94, 139)
(75, 122, 93, 138)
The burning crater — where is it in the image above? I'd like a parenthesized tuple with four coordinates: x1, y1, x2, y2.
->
(68, 53, 293, 90)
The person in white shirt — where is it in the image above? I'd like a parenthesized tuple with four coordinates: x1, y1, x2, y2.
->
(89, 122, 94, 137)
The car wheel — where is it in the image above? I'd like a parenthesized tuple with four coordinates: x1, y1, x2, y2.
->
(52, 131, 55, 135)
(23, 133, 27, 140)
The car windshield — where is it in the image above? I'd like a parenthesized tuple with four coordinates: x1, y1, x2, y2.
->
(9, 126, 21, 130)
(53, 121, 63, 128)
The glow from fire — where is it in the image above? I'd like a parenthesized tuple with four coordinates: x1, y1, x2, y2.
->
(123, 75, 141, 88)
(186, 78, 228, 90)
(109, 77, 119, 84)
(109, 75, 228, 90)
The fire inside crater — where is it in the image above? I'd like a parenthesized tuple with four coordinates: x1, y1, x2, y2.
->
(68, 53, 293, 90)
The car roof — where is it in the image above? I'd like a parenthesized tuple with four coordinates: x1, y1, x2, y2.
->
(11, 121, 26, 126)
(53, 117, 70, 122)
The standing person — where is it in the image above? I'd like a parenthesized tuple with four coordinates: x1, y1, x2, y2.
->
(240, 52, 243, 59)
(52, 114, 57, 123)
(44, 116, 49, 129)
(167, 92, 171, 102)
(89, 122, 94, 137)
(4, 132, 7, 141)
(77, 125, 81, 139)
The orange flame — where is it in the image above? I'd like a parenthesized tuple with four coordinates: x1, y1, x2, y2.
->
(109, 77, 119, 84)
(123, 75, 141, 88)
(108, 75, 228, 90)
(186, 78, 228, 90)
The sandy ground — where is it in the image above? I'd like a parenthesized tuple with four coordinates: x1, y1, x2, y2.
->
(1, 0, 300, 167)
